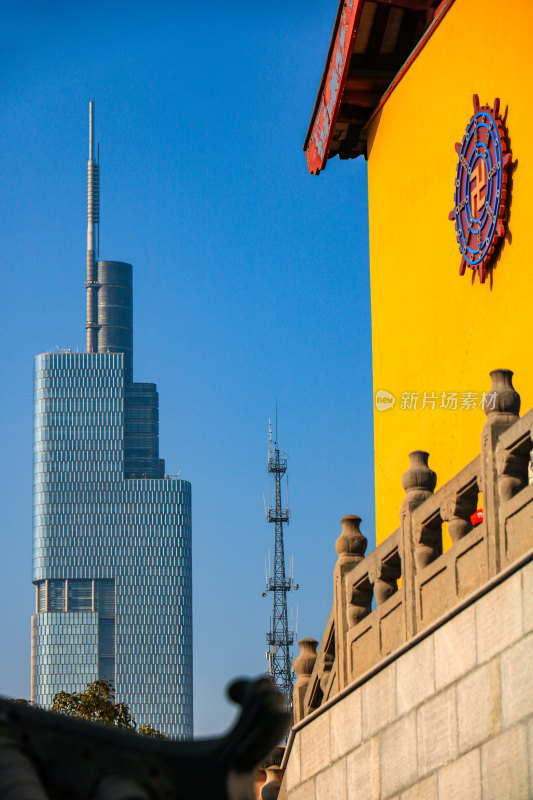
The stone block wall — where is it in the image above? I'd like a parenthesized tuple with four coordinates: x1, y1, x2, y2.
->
(281, 555, 533, 799)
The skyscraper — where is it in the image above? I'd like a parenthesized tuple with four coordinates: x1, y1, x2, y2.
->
(31, 102, 193, 739)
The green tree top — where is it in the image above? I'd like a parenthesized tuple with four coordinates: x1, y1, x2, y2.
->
(51, 678, 164, 738)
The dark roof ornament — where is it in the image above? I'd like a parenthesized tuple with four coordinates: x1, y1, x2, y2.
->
(0, 677, 290, 800)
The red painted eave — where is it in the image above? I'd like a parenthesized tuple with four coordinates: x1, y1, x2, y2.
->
(304, 0, 449, 175)
(304, 0, 364, 176)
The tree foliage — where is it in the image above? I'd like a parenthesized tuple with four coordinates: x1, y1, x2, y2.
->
(51, 678, 164, 738)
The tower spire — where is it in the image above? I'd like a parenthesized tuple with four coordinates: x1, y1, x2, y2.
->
(262, 418, 298, 723)
(89, 99, 94, 159)
(86, 99, 100, 352)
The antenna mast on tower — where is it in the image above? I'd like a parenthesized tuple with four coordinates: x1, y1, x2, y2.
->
(86, 99, 100, 352)
(262, 417, 298, 716)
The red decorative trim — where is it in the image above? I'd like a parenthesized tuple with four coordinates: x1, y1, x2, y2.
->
(305, 0, 363, 176)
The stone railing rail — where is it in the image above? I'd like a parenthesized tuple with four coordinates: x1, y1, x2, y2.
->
(294, 368, 533, 722)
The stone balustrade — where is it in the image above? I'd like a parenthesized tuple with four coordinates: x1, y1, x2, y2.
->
(294, 368, 533, 721)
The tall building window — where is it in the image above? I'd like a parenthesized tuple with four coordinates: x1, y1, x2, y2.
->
(68, 580, 92, 611)
(97, 579, 115, 685)
(99, 618, 115, 655)
(48, 580, 66, 612)
(37, 581, 47, 613)
(96, 580, 114, 614)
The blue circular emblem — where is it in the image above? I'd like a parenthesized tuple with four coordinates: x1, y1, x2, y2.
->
(449, 95, 511, 283)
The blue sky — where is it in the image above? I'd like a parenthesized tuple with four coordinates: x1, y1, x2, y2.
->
(0, 1, 375, 735)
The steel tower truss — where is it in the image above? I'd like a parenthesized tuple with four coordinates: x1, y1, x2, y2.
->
(263, 421, 298, 713)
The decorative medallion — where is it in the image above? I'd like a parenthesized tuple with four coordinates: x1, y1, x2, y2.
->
(449, 95, 512, 283)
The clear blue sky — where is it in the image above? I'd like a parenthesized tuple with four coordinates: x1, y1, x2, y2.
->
(0, 0, 375, 735)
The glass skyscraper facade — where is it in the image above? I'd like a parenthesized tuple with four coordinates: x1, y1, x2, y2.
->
(31, 351, 192, 738)
(30, 104, 192, 739)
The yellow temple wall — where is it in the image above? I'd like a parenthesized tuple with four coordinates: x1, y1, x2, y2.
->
(366, 0, 533, 542)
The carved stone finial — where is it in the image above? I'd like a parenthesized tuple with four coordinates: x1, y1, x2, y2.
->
(335, 515, 367, 565)
(485, 369, 520, 416)
(401, 451, 437, 494)
(261, 766, 283, 800)
(401, 452, 439, 570)
(293, 638, 318, 681)
(292, 638, 318, 723)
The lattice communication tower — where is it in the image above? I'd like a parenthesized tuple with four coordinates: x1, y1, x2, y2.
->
(262, 419, 298, 713)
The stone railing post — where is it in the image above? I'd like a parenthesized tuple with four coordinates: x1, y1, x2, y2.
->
(292, 638, 318, 724)
(480, 369, 521, 577)
(400, 451, 437, 639)
(333, 515, 367, 691)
